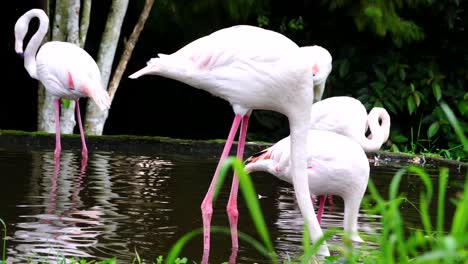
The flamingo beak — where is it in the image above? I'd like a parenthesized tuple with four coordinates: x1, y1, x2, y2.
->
(128, 65, 156, 79)
(15, 42, 24, 58)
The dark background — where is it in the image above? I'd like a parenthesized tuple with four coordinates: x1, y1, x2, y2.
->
(3, 1, 467, 150)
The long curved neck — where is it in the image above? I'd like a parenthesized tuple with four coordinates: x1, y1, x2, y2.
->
(22, 10, 49, 79)
(288, 113, 327, 252)
(357, 107, 389, 152)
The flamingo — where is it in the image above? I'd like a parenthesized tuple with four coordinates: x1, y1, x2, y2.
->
(276, 96, 390, 223)
(245, 129, 370, 243)
(129, 25, 333, 257)
(14, 9, 111, 160)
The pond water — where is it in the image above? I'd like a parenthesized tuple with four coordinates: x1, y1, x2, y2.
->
(0, 148, 465, 263)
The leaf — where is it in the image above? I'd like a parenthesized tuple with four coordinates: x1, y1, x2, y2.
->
(413, 93, 421, 107)
(339, 59, 350, 78)
(457, 100, 468, 116)
(375, 68, 387, 82)
(427, 122, 440, 139)
(399, 67, 406, 81)
(61, 98, 71, 109)
(407, 96, 416, 114)
(392, 134, 409, 143)
(432, 83, 442, 101)
(383, 100, 397, 114)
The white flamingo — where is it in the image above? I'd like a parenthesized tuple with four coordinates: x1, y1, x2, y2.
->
(273, 96, 390, 223)
(129, 25, 333, 257)
(245, 129, 370, 243)
(14, 9, 110, 160)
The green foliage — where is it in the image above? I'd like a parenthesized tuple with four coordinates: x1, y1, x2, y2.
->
(328, 46, 467, 160)
(0, 218, 5, 264)
(325, 0, 431, 46)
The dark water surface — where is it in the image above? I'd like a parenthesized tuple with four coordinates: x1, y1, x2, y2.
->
(0, 148, 465, 263)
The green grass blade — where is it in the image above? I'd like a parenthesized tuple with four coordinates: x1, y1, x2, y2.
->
(165, 229, 202, 264)
(440, 102, 468, 152)
(0, 218, 5, 263)
(450, 175, 468, 241)
(165, 227, 273, 264)
(389, 167, 406, 200)
(217, 157, 277, 262)
(436, 168, 449, 235)
(301, 230, 334, 264)
(408, 166, 433, 201)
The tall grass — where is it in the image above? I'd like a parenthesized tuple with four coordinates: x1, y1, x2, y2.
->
(1, 218, 5, 264)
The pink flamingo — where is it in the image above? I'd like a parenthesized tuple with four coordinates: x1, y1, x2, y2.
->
(129, 25, 333, 257)
(274, 96, 390, 223)
(245, 129, 370, 243)
(14, 9, 110, 160)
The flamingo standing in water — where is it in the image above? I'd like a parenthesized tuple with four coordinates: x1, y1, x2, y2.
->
(270, 96, 390, 224)
(129, 25, 333, 257)
(245, 129, 370, 243)
(14, 9, 111, 160)
(309, 96, 390, 222)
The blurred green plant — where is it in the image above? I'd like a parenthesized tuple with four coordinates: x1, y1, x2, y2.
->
(0, 218, 5, 264)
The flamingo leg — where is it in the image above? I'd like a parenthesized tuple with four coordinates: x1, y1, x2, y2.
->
(201, 114, 242, 261)
(75, 99, 88, 159)
(316, 195, 326, 225)
(227, 115, 249, 251)
(328, 195, 335, 207)
(54, 99, 61, 161)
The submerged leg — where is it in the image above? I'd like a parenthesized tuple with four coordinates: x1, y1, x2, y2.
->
(75, 99, 88, 159)
(54, 99, 61, 161)
(201, 114, 242, 263)
(343, 196, 364, 242)
(227, 115, 250, 251)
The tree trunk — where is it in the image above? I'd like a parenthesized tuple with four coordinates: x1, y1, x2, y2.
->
(108, 0, 155, 102)
(56, 0, 81, 135)
(40, 0, 70, 133)
(79, 0, 92, 48)
(84, 0, 129, 135)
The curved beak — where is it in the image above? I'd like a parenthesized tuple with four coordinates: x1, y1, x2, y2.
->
(129, 65, 157, 79)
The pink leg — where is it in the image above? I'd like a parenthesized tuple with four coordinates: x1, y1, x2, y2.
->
(227, 115, 249, 250)
(316, 195, 326, 225)
(75, 99, 88, 159)
(311, 195, 316, 205)
(201, 114, 242, 262)
(54, 99, 61, 161)
(328, 195, 335, 207)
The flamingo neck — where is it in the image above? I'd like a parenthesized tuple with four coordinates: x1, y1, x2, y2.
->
(288, 116, 325, 246)
(21, 10, 49, 80)
(358, 107, 389, 152)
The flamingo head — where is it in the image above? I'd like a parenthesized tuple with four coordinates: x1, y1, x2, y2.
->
(244, 148, 278, 175)
(14, 17, 28, 55)
(128, 59, 159, 79)
(300, 45, 332, 102)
